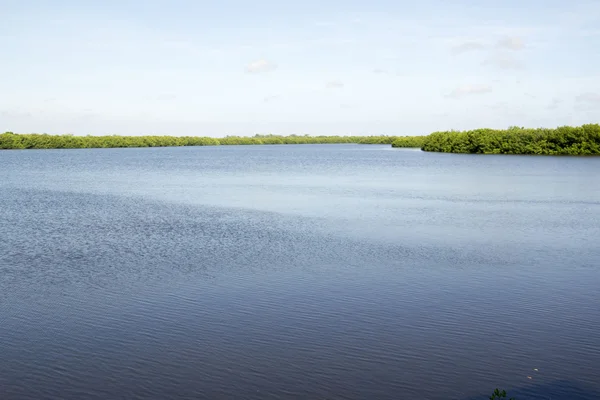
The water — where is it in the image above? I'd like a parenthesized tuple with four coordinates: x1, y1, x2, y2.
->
(1, 144, 599, 400)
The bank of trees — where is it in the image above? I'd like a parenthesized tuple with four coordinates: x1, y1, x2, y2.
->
(0, 132, 424, 149)
(390, 136, 427, 148)
(0, 132, 371, 149)
(0, 133, 220, 149)
(2, 124, 599, 154)
(358, 136, 397, 144)
(0, 132, 429, 149)
(219, 134, 362, 145)
(420, 124, 600, 155)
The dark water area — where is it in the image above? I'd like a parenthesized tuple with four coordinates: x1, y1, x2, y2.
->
(1, 144, 599, 399)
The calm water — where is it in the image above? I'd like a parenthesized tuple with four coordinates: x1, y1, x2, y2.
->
(1, 144, 599, 400)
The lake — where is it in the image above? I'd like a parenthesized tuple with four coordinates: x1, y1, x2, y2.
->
(1, 144, 599, 399)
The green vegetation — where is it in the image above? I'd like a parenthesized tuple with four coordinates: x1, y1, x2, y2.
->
(0, 132, 377, 150)
(357, 136, 397, 144)
(489, 388, 515, 400)
(0, 132, 219, 149)
(220, 134, 361, 145)
(419, 124, 600, 155)
(358, 135, 426, 147)
(390, 135, 427, 148)
(3, 124, 599, 155)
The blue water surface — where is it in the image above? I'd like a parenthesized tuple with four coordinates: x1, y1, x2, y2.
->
(1, 144, 599, 399)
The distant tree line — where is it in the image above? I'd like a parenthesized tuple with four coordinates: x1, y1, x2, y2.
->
(358, 135, 427, 147)
(390, 136, 427, 148)
(413, 124, 600, 155)
(0, 133, 363, 149)
(2, 124, 599, 155)
(0, 133, 219, 149)
(0, 132, 424, 150)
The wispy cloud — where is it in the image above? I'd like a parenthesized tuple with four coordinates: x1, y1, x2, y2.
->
(496, 36, 525, 50)
(326, 81, 344, 89)
(451, 41, 486, 54)
(263, 94, 281, 103)
(547, 98, 561, 110)
(575, 92, 600, 104)
(482, 53, 525, 70)
(373, 69, 390, 75)
(487, 101, 510, 110)
(245, 59, 277, 73)
(0, 109, 33, 119)
(447, 84, 492, 98)
(485, 102, 527, 118)
(155, 93, 177, 101)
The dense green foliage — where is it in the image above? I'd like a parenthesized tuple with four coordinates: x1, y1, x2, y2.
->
(220, 134, 361, 145)
(0, 132, 390, 150)
(3, 124, 599, 155)
(421, 124, 600, 155)
(359, 135, 426, 147)
(489, 388, 515, 400)
(0, 133, 220, 149)
(390, 135, 427, 148)
(358, 136, 397, 144)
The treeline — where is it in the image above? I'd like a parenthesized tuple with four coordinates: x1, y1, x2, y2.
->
(390, 136, 427, 148)
(0, 132, 392, 150)
(4, 124, 599, 154)
(0, 133, 219, 149)
(358, 135, 426, 147)
(417, 124, 600, 155)
(221, 134, 361, 145)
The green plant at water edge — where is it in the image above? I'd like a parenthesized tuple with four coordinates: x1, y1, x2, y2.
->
(489, 388, 515, 400)
(0, 132, 412, 150)
(390, 135, 427, 148)
(3, 123, 599, 154)
(420, 124, 600, 155)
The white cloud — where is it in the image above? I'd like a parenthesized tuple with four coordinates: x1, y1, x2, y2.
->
(326, 81, 344, 89)
(451, 41, 486, 54)
(496, 36, 525, 50)
(487, 101, 510, 111)
(155, 93, 177, 101)
(0, 109, 33, 119)
(447, 84, 492, 98)
(575, 92, 600, 104)
(245, 59, 277, 73)
(373, 69, 390, 75)
(263, 95, 281, 103)
(547, 98, 561, 110)
(483, 53, 525, 70)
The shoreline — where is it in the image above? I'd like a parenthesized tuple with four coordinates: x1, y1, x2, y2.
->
(2, 123, 599, 155)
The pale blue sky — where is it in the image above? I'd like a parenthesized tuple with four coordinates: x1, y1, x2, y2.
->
(1, 0, 599, 136)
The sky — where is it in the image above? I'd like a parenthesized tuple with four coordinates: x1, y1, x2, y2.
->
(1, 0, 599, 136)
